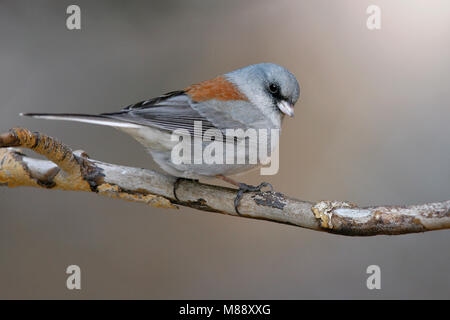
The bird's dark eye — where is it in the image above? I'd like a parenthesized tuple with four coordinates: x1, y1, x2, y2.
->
(268, 83, 279, 94)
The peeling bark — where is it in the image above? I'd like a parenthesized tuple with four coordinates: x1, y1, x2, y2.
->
(1, 127, 450, 236)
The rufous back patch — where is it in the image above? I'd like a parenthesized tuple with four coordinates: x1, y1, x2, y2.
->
(185, 76, 248, 102)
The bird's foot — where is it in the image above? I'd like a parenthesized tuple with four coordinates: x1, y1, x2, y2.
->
(234, 182, 273, 215)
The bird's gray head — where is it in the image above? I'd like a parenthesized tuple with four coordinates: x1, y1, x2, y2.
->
(226, 63, 300, 118)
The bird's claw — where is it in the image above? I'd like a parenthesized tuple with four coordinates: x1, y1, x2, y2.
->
(234, 182, 273, 215)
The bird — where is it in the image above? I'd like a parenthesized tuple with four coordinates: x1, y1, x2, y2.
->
(21, 63, 300, 214)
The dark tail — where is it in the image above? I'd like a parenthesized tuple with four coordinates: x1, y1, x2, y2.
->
(20, 113, 139, 128)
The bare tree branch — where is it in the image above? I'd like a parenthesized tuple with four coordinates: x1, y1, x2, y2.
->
(1, 127, 449, 236)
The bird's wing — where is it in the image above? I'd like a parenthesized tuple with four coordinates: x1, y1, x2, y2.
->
(23, 77, 254, 139)
(104, 77, 255, 137)
(102, 91, 219, 137)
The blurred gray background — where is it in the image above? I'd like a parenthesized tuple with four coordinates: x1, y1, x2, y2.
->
(1, 0, 449, 299)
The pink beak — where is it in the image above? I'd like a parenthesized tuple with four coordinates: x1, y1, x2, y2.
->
(277, 100, 294, 117)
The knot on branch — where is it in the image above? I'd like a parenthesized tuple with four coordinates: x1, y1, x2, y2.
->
(0, 128, 173, 208)
(312, 200, 357, 229)
(1, 128, 79, 174)
(0, 128, 101, 190)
